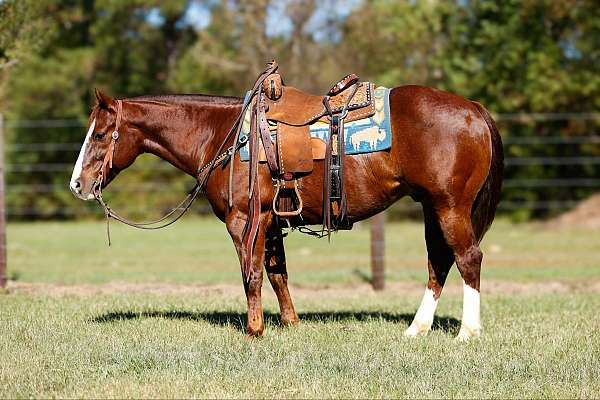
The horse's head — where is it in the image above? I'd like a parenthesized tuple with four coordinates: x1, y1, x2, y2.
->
(69, 89, 142, 200)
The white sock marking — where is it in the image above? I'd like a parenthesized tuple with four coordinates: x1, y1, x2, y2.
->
(458, 281, 481, 340)
(69, 118, 96, 193)
(405, 288, 439, 337)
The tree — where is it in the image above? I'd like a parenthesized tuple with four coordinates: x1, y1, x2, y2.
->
(342, 0, 600, 218)
(2, 0, 196, 218)
(2, 0, 598, 219)
(434, 0, 600, 218)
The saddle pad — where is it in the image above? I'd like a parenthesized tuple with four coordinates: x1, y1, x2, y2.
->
(239, 86, 392, 161)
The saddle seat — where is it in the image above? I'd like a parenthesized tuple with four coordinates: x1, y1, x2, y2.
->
(263, 80, 376, 126)
(248, 70, 376, 223)
(255, 73, 376, 167)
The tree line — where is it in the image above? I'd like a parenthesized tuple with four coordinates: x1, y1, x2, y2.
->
(1, 0, 599, 220)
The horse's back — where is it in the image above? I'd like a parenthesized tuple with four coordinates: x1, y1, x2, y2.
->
(290, 85, 495, 223)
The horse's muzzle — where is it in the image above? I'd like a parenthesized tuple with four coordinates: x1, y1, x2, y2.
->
(69, 178, 95, 201)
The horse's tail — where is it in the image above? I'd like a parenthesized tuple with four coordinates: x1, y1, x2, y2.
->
(471, 102, 504, 243)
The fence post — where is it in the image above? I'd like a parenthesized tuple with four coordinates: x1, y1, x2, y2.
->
(0, 114, 6, 288)
(370, 211, 385, 291)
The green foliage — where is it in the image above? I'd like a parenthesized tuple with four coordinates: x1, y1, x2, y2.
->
(1, 0, 199, 218)
(1, 0, 599, 219)
(344, 0, 600, 219)
(434, 0, 600, 218)
(433, 0, 600, 112)
(341, 0, 447, 86)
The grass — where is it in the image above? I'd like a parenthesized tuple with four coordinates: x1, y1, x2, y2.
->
(2, 218, 600, 398)
(7, 218, 600, 284)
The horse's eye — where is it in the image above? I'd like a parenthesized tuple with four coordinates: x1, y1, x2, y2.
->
(93, 132, 106, 141)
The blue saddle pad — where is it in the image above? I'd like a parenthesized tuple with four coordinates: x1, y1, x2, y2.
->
(239, 86, 391, 161)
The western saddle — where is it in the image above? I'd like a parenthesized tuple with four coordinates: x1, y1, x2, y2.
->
(235, 61, 375, 277)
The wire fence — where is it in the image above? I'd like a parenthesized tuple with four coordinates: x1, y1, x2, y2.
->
(3, 113, 600, 218)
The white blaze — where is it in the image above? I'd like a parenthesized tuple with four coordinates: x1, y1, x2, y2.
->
(404, 288, 439, 337)
(457, 281, 481, 340)
(69, 118, 96, 195)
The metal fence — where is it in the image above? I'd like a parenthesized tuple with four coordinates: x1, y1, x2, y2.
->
(3, 113, 600, 218)
(1, 112, 599, 290)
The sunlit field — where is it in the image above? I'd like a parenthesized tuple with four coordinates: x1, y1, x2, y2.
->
(2, 219, 599, 398)
(7, 218, 600, 285)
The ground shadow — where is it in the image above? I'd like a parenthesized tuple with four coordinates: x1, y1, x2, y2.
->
(91, 310, 460, 335)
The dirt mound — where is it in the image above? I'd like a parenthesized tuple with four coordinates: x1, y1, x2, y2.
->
(546, 194, 600, 229)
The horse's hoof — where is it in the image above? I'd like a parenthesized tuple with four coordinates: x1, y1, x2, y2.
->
(282, 320, 299, 328)
(281, 315, 300, 327)
(246, 326, 264, 337)
(455, 325, 481, 341)
(404, 323, 430, 338)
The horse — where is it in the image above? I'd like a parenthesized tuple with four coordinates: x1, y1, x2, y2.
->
(69, 81, 503, 340)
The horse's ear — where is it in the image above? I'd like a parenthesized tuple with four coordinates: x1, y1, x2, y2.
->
(94, 88, 115, 109)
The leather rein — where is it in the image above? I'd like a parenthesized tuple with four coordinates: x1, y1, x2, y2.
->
(92, 64, 278, 244)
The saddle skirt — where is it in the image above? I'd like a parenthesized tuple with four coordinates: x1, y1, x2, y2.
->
(239, 85, 392, 162)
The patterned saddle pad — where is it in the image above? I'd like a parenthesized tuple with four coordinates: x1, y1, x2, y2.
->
(239, 86, 392, 161)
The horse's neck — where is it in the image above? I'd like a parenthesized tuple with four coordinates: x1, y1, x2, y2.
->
(134, 100, 242, 177)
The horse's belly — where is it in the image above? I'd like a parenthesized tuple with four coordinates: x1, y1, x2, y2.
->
(296, 152, 407, 224)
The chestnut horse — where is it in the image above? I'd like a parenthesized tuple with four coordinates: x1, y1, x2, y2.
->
(70, 84, 503, 340)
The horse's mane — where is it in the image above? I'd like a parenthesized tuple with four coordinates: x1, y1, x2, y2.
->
(127, 93, 243, 106)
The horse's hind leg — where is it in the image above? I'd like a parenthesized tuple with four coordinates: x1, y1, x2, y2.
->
(405, 203, 455, 337)
(436, 205, 483, 340)
(264, 225, 299, 326)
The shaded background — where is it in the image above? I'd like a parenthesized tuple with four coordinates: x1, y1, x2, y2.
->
(0, 0, 599, 221)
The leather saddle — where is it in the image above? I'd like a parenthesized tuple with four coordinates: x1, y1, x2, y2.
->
(237, 61, 375, 281)
(245, 62, 376, 230)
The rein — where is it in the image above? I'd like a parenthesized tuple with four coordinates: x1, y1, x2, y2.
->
(92, 62, 278, 244)
(93, 130, 246, 244)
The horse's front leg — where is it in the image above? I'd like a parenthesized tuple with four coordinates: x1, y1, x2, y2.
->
(264, 223, 299, 326)
(226, 210, 270, 336)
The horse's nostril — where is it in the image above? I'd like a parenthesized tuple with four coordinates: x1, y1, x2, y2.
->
(74, 179, 82, 193)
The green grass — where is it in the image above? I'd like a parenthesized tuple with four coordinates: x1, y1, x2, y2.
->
(7, 218, 600, 284)
(2, 219, 600, 398)
(1, 289, 599, 398)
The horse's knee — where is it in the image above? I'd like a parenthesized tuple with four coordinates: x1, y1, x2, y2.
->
(245, 270, 263, 297)
(267, 271, 287, 287)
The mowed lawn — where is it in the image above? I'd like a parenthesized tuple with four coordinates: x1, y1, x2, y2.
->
(2, 218, 600, 398)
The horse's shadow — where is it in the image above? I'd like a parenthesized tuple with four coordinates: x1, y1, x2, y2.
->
(91, 310, 460, 334)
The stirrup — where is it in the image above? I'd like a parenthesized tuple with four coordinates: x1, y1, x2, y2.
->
(273, 179, 303, 217)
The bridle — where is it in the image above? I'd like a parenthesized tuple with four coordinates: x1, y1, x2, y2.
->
(90, 99, 199, 244)
(91, 62, 277, 244)
(91, 99, 240, 245)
